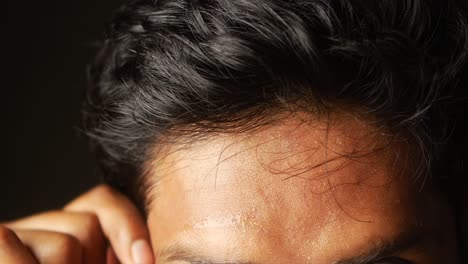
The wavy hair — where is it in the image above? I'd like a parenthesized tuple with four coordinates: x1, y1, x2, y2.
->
(83, 0, 468, 211)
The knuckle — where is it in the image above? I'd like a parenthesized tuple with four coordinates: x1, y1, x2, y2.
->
(51, 233, 83, 261)
(79, 213, 103, 241)
(92, 184, 115, 198)
(66, 184, 118, 210)
(81, 213, 100, 231)
(0, 225, 16, 243)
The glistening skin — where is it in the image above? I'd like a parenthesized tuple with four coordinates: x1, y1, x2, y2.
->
(142, 112, 458, 263)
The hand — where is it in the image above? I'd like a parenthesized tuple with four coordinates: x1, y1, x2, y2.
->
(0, 185, 154, 264)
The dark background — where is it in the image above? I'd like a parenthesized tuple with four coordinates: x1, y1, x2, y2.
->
(2, 0, 126, 221)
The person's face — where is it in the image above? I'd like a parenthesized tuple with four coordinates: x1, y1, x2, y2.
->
(145, 112, 458, 263)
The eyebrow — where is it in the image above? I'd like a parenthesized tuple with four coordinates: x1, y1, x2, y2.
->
(160, 229, 424, 264)
(160, 243, 255, 264)
(333, 228, 424, 264)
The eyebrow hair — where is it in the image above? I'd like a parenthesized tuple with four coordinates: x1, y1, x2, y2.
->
(332, 228, 424, 264)
(160, 243, 255, 264)
(160, 228, 424, 264)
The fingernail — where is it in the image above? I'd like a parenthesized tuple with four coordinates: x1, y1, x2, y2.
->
(131, 239, 154, 264)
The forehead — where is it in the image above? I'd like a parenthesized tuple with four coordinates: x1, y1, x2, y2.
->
(146, 112, 423, 263)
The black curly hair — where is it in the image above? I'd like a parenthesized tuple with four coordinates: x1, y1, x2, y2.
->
(83, 0, 467, 218)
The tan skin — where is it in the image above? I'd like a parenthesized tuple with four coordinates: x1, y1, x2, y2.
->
(0, 111, 460, 263)
(0, 185, 154, 264)
(147, 112, 459, 263)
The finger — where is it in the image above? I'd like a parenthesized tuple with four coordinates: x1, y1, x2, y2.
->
(0, 225, 38, 264)
(64, 184, 154, 264)
(13, 229, 83, 264)
(6, 211, 106, 264)
(106, 246, 120, 264)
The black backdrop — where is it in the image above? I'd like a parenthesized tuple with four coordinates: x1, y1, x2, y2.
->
(2, 0, 126, 221)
